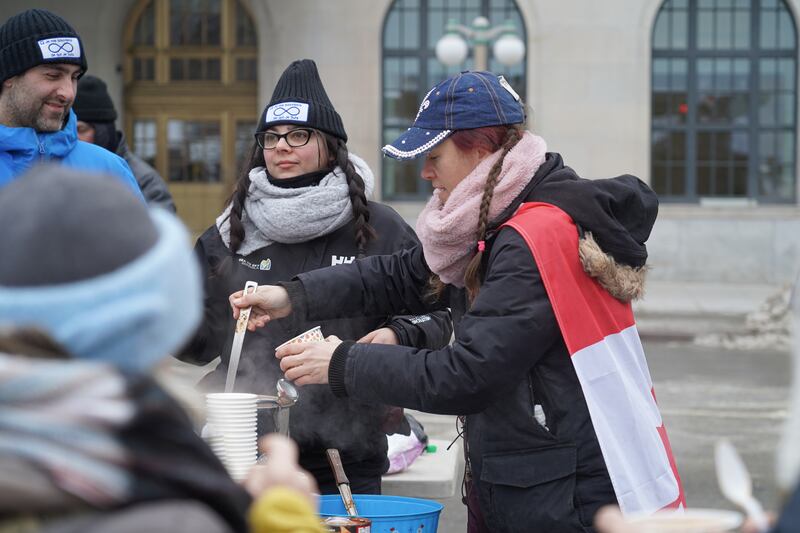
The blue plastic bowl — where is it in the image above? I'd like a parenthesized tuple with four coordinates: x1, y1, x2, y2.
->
(319, 494, 443, 533)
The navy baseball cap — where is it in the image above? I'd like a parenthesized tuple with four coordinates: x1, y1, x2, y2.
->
(382, 71, 525, 161)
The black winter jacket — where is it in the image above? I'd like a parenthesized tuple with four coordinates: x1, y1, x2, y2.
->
(773, 481, 800, 533)
(178, 201, 453, 486)
(288, 153, 659, 532)
(116, 133, 176, 213)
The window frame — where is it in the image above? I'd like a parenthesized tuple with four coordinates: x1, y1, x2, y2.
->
(123, 0, 259, 234)
(124, 0, 257, 86)
(381, 0, 528, 201)
(651, 0, 798, 203)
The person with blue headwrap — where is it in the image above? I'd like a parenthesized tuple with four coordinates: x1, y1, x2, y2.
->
(0, 165, 323, 532)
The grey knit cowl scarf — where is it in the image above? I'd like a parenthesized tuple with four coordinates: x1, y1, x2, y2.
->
(217, 153, 374, 256)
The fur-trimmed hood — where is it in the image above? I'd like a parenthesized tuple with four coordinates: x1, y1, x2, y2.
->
(579, 232, 647, 302)
(488, 152, 658, 303)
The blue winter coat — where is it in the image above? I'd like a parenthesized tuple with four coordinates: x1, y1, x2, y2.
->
(0, 110, 143, 200)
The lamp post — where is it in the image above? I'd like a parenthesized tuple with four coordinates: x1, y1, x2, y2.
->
(435, 16, 525, 71)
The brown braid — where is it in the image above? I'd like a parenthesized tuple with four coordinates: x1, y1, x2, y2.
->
(424, 273, 447, 304)
(324, 134, 376, 257)
(226, 141, 264, 254)
(463, 126, 523, 302)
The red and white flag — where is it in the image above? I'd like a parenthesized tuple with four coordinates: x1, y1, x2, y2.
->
(504, 202, 685, 515)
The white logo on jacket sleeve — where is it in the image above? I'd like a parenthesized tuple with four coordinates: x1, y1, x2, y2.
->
(238, 257, 271, 270)
(38, 37, 81, 60)
(331, 255, 355, 266)
(265, 102, 309, 123)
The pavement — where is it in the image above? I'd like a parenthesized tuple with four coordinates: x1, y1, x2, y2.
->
(633, 280, 785, 341)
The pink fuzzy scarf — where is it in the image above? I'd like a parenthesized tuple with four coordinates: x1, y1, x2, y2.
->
(415, 131, 548, 287)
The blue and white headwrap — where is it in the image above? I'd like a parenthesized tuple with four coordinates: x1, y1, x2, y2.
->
(0, 209, 201, 374)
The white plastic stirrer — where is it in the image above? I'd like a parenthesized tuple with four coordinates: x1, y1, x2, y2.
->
(715, 439, 770, 533)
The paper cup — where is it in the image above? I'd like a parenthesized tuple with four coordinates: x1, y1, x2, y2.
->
(206, 401, 257, 407)
(224, 439, 257, 450)
(208, 415, 257, 421)
(625, 509, 743, 532)
(206, 392, 257, 402)
(212, 430, 256, 437)
(215, 431, 257, 438)
(225, 451, 258, 459)
(225, 455, 258, 463)
(208, 415, 257, 423)
(206, 393, 259, 480)
(216, 424, 257, 430)
(277, 326, 325, 349)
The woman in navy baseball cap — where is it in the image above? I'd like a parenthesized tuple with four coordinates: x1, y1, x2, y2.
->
(231, 70, 684, 532)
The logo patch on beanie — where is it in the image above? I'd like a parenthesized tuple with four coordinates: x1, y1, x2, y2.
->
(38, 37, 81, 60)
(265, 102, 309, 123)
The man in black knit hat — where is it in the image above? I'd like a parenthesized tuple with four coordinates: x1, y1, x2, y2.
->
(74, 75, 175, 212)
(0, 8, 142, 198)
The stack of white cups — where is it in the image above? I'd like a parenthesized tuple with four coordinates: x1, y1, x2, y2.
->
(206, 393, 258, 481)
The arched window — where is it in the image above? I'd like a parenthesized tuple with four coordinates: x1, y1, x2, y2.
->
(651, 0, 797, 202)
(125, 0, 258, 233)
(382, 0, 527, 200)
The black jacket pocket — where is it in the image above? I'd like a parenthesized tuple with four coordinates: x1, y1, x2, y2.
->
(479, 445, 587, 533)
(482, 445, 576, 487)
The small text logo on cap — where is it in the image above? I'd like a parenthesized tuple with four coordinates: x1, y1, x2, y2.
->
(38, 37, 81, 60)
(498, 75, 520, 102)
(414, 86, 437, 121)
(265, 102, 309, 123)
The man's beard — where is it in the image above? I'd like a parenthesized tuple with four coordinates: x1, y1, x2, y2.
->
(6, 87, 68, 132)
(33, 104, 68, 132)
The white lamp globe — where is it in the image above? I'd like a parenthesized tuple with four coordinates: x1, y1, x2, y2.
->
(493, 33, 525, 67)
(435, 33, 469, 67)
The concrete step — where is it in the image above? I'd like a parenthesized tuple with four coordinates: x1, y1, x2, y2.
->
(635, 312, 746, 342)
(404, 410, 460, 442)
(634, 280, 780, 317)
(633, 280, 783, 341)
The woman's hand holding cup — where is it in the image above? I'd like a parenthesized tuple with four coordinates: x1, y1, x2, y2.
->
(275, 335, 342, 386)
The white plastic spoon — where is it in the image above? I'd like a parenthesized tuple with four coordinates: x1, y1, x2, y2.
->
(714, 439, 770, 533)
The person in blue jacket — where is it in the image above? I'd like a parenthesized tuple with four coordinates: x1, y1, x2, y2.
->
(0, 8, 142, 199)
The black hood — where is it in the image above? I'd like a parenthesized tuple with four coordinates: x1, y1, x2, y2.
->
(490, 153, 658, 268)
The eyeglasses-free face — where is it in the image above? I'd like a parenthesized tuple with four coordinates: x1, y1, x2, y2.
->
(421, 138, 490, 205)
(255, 128, 314, 150)
(259, 125, 331, 180)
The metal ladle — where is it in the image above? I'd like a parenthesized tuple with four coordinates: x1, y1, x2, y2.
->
(253, 380, 298, 437)
(276, 378, 299, 408)
(252, 380, 298, 438)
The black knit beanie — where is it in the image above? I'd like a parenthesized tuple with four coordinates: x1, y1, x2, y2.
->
(0, 165, 157, 287)
(90, 122, 119, 153)
(73, 75, 118, 122)
(256, 59, 347, 142)
(0, 9, 87, 83)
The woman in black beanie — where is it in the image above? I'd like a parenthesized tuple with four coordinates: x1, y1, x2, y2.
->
(178, 59, 452, 495)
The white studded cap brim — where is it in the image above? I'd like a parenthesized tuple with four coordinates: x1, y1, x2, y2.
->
(381, 128, 452, 161)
